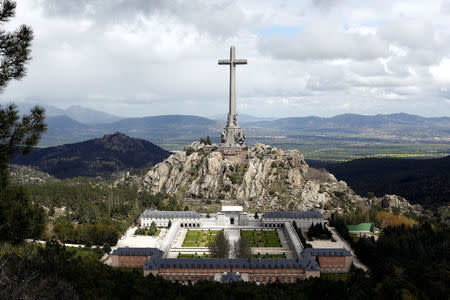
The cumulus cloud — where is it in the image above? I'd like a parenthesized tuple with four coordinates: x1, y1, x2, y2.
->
(259, 22, 390, 61)
(0, 0, 449, 118)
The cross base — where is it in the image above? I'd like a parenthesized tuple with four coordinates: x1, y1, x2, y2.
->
(220, 126, 245, 147)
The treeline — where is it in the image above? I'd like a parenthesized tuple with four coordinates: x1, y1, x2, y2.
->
(306, 223, 332, 240)
(310, 156, 450, 209)
(26, 179, 181, 245)
(1, 241, 373, 300)
(330, 214, 449, 299)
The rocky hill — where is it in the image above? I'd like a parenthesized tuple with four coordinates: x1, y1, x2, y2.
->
(8, 164, 59, 185)
(12, 132, 171, 179)
(139, 142, 421, 216)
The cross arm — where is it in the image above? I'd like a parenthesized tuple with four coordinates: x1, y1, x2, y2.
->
(218, 59, 231, 65)
(234, 59, 247, 65)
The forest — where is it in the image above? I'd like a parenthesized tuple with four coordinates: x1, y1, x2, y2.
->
(25, 179, 180, 245)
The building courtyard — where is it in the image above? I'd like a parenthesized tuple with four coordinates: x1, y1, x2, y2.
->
(109, 206, 355, 284)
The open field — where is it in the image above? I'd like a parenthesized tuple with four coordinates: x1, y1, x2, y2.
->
(241, 230, 281, 248)
(182, 230, 221, 247)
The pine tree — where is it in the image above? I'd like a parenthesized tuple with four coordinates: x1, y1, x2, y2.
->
(0, 1, 47, 244)
(209, 231, 230, 258)
(235, 236, 251, 259)
(0, 0, 33, 92)
(149, 221, 157, 236)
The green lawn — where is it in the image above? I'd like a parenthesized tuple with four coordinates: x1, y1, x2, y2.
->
(177, 253, 211, 258)
(241, 230, 282, 247)
(320, 273, 351, 281)
(251, 253, 285, 258)
(182, 230, 220, 247)
(134, 228, 161, 237)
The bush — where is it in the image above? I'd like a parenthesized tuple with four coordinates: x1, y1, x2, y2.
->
(184, 146, 195, 156)
(223, 185, 231, 192)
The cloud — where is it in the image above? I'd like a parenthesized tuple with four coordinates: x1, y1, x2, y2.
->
(0, 0, 449, 118)
(259, 22, 390, 61)
(40, 0, 253, 37)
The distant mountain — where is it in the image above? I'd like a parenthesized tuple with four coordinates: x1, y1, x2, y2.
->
(208, 113, 276, 123)
(14, 103, 65, 117)
(65, 105, 123, 124)
(308, 156, 450, 207)
(37, 114, 222, 147)
(33, 112, 450, 154)
(248, 113, 450, 134)
(12, 132, 172, 179)
(13, 103, 123, 124)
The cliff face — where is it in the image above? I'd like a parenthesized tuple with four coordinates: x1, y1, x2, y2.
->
(140, 142, 421, 215)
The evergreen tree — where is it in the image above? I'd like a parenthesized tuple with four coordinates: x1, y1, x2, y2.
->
(234, 236, 251, 259)
(0, 0, 33, 93)
(254, 212, 258, 219)
(209, 231, 230, 258)
(0, 1, 47, 244)
(149, 221, 157, 236)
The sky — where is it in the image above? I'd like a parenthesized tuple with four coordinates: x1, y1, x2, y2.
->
(1, 0, 450, 118)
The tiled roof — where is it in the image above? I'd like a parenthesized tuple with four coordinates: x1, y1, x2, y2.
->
(262, 209, 323, 219)
(303, 248, 352, 257)
(144, 257, 320, 271)
(111, 248, 163, 257)
(141, 209, 202, 219)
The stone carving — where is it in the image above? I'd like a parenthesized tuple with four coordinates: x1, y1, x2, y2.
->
(218, 46, 247, 147)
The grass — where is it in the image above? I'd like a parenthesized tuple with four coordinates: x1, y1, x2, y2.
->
(134, 228, 161, 237)
(177, 253, 211, 258)
(182, 230, 221, 247)
(251, 253, 285, 258)
(241, 230, 282, 247)
(320, 273, 351, 281)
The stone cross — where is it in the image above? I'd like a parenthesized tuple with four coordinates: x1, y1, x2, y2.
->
(218, 46, 247, 126)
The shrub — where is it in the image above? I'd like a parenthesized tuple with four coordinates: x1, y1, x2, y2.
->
(184, 146, 195, 156)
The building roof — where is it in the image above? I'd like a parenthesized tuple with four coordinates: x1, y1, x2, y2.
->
(222, 206, 243, 212)
(144, 257, 320, 272)
(303, 248, 352, 257)
(221, 271, 243, 283)
(347, 223, 374, 232)
(141, 209, 202, 219)
(111, 248, 163, 257)
(262, 209, 323, 219)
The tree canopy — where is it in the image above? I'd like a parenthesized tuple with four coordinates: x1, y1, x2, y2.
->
(0, 0, 47, 244)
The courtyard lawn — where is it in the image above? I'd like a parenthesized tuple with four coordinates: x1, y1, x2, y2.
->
(321, 273, 351, 281)
(182, 230, 221, 247)
(134, 228, 161, 237)
(177, 253, 211, 258)
(251, 253, 285, 259)
(241, 230, 282, 247)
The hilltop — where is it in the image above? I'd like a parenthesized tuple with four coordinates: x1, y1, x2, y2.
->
(136, 142, 421, 216)
(12, 132, 171, 179)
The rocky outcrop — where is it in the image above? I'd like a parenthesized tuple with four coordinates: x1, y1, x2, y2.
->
(140, 143, 421, 216)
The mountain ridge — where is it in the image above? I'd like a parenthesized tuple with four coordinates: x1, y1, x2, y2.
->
(12, 132, 171, 179)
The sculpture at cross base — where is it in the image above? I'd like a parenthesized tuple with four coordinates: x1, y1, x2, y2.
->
(218, 46, 247, 147)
